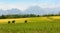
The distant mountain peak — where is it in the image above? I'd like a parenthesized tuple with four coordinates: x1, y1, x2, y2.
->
(0, 6, 60, 15)
(0, 8, 22, 15)
(24, 6, 44, 15)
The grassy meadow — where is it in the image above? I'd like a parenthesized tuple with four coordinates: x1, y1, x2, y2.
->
(0, 16, 60, 33)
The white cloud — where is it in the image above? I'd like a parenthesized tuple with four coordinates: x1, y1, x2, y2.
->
(0, 4, 30, 11)
(0, 2, 60, 11)
(38, 3, 54, 8)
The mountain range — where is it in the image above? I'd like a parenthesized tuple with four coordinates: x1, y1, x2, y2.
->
(0, 6, 60, 15)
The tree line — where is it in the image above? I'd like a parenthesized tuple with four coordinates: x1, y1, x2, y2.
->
(0, 14, 39, 19)
(0, 14, 60, 19)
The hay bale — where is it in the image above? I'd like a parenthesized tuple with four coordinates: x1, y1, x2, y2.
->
(8, 21, 10, 24)
(25, 20, 27, 23)
(12, 20, 15, 23)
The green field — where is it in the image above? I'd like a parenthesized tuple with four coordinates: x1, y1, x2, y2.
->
(0, 16, 60, 33)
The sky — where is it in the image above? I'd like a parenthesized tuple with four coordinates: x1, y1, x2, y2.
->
(0, 0, 60, 10)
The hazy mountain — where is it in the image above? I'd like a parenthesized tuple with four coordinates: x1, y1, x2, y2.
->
(6, 8, 22, 14)
(44, 8, 60, 14)
(0, 6, 60, 15)
(0, 9, 7, 15)
(24, 6, 60, 15)
(24, 6, 51, 15)
(24, 6, 45, 15)
(0, 8, 22, 15)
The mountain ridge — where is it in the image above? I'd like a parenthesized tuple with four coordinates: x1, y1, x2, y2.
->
(0, 6, 60, 15)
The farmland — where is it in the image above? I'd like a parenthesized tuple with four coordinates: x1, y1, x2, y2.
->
(0, 16, 60, 33)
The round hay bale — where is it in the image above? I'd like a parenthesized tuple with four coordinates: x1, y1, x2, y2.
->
(25, 20, 27, 23)
(12, 20, 15, 23)
(8, 21, 10, 24)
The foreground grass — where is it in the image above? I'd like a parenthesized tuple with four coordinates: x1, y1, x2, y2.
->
(0, 16, 60, 33)
(0, 21, 60, 33)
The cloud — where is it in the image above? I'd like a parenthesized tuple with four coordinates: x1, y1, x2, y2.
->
(0, 1, 60, 11)
(38, 3, 60, 9)
(0, 4, 29, 10)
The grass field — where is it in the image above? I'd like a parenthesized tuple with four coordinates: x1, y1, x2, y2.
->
(0, 16, 60, 23)
(0, 16, 60, 33)
(0, 17, 49, 23)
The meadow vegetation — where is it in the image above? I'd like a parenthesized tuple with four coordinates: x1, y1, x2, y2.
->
(0, 16, 60, 33)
